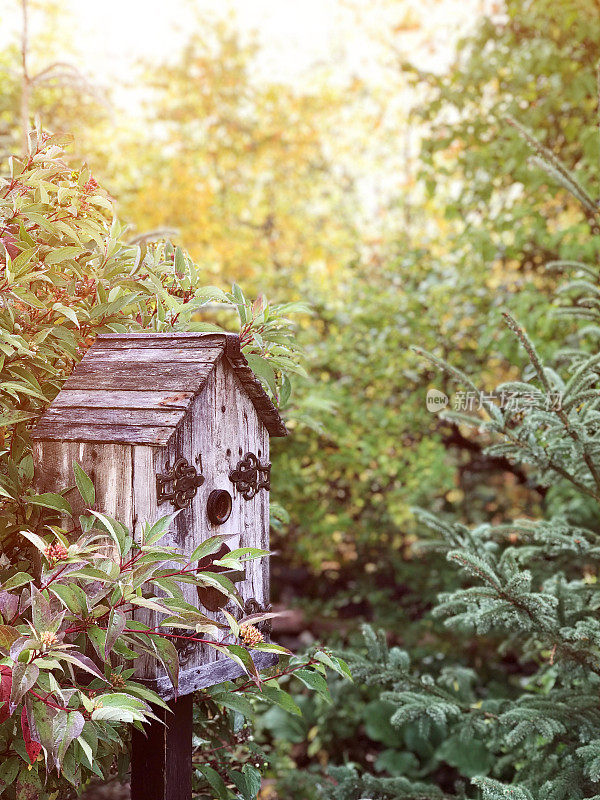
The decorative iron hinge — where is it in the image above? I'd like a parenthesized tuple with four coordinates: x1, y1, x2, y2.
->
(169, 626, 197, 665)
(156, 457, 205, 509)
(242, 597, 273, 634)
(229, 452, 271, 500)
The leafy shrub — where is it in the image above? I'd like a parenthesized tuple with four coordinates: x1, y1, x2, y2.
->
(0, 486, 282, 795)
(0, 130, 325, 798)
(0, 129, 303, 556)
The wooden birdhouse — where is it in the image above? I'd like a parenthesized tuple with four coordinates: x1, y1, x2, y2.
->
(31, 332, 287, 699)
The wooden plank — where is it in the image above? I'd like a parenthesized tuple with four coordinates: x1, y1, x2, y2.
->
(148, 652, 279, 700)
(40, 407, 183, 427)
(95, 333, 226, 348)
(32, 422, 176, 445)
(131, 694, 193, 800)
(97, 332, 225, 340)
(33, 441, 132, 518)
(71, 361, 218, 378)
(62, 373, 212, 391)
(131, 446, 163, 681)
(50, 390, 193, 410)
(84, 346, 223, 363)
(32, 440, 132, 557)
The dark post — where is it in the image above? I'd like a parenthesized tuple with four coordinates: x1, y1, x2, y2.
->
(131, 694, 193, 800)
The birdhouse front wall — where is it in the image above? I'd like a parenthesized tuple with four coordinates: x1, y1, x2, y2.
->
(32, 439, 134, 528)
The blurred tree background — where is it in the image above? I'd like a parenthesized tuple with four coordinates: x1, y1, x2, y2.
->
(2, 0, 600, 796)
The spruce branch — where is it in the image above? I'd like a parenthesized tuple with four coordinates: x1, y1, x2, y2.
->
(506, 116, 599, 216)
(546, 259, 599, 281)
(503, 311, 600, 497)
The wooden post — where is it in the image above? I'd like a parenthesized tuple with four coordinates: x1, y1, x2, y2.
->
(131, 694, 193, 800)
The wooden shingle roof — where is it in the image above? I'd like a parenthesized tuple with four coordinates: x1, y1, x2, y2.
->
(32, 332, 287, 445)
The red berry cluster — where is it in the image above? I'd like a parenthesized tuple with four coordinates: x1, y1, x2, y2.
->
(44, 541, 69, 567)
(74, 277, 97, 298)
(83, 177, 99, 195)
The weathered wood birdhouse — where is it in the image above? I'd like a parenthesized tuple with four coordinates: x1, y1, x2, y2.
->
(31, 332, 287, 699)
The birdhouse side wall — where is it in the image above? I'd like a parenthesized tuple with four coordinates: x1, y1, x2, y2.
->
(31, 439, 134, 530)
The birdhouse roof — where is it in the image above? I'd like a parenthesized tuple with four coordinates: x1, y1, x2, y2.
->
(32, 333, 287, 445)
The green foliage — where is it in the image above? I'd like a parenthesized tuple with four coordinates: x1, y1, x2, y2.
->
(302, 86, 600, 800)
(409, 0, 600, 267)
(192, 651, 351, 800)
(0, 133, 319, 798)
(0, 130, 302, 560)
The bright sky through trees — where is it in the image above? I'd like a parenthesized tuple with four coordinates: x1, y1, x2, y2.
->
(2, 0, 493, 106)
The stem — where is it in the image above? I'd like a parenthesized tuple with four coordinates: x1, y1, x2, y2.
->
(122, 628, 215, 646)
(20, 0, 30, 156)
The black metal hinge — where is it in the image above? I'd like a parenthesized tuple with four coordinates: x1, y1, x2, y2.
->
(229, 452, 271, 500)
(156, 457, 205, 509)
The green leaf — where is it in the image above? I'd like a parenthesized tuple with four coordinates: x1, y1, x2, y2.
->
(197, 765, 229, 800)
(27, 493, 72, 516)
(174, 246, 186, 276)
(18, 529, 48, 555)
(0, 757, 19, 790)
(231, 764, 262, 800)
(62, 566, 113, 582)
(293, 668, 331, 703)
(258, 684, 301, 716)
(210, 692, 255, 719)
(245, 354, 277, 395)
(143, 513, 178, 546)
(151, 635, 179, 691)
(43, 246, 84, 265)
(190, 532, 239, 562)
(48, 583, 88, 615)
(56, 711, 85, 769)
(30, 585, 59, 632)
(73, 462, 95, 506)
(314, 650, 353, 680)
(105, 608, 126, 659)
(88, 510, 125, 554)
(1, 572, 34, 591)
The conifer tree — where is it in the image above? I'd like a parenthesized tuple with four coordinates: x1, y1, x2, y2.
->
(318, 114, 600, 798)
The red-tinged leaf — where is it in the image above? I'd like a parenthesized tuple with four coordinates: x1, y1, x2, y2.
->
(0, 625, 20, 655)
(21, 706, 42, 764)
(48, 651, 110, 684)
(238, 610, 287, 627)
(0, 666, 12, 723)
(9, 663, 39, 714)
(0, 590, 19, 623)
(56, 710, 84, 768)
(105, 608, 126, 659)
